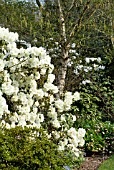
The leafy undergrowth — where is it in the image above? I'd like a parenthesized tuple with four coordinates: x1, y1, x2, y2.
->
(98, 154, 114, 170)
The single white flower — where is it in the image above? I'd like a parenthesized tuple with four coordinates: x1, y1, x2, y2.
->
(47, 74, 55, 83)
(36, 114, 44, 122)
(73, 91, 80, 101)
(78, 128, 86, 138)
(35, 72, 40, 80)
(52, 131, 60, 139)
(58, 141, 65, 151)
(61, 115, 66, 122)
(55, 99, 64, 112)
(67, 127, 77, 138)
(5, 123, 10, 129)
(52, 119, 61, 128)
(82, 80, 91, 85)
(0, 59, 5, 72)
(72, 115, 76, 121)
(79, 138, 85, 147)
(40, 68, 46, 75)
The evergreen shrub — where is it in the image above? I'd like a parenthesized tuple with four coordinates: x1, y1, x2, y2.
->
(0, 127, 79, 170)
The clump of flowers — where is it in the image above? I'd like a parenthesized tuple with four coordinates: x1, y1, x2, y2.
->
(0, 27, 86, 157)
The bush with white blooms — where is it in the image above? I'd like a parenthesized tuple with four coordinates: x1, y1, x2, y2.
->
(0, 27, 86, 157)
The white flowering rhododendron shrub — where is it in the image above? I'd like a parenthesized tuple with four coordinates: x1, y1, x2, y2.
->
(0, 27, 86, 157)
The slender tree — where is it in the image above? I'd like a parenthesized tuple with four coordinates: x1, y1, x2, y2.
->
(36, 0, 113, 96)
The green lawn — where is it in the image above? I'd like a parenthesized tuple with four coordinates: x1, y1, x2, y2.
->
(98, 154, 114, 170)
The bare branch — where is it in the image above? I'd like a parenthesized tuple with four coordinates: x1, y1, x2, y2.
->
(57, 0, 67, 44)
(36, 0, 43, 10)
(64, 0, 75, 21)
(66, 0, 91, 46)
(86, 8, 97, 22)
(73, 0, 90, 32)
(68, 0, 75, 12)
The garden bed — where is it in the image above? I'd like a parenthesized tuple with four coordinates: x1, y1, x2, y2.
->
(74, 154, 109, 170)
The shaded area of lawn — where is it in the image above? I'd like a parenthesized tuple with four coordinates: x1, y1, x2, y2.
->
(98, 154, 114, 170)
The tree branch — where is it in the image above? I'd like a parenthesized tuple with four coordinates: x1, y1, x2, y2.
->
(68, 0, 75, 12)
(66, 0, 91, 46)
(64, 0, 75, 21)
(36, 0, 43, 10)
(57, 0, 67, 44)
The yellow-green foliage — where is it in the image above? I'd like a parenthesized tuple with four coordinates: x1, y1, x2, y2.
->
(0, 127, 72, 170)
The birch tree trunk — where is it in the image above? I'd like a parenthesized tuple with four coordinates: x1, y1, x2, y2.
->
(58, 48, 69, 96)
(56, 0, 70, 96)
(53, 0, 91, 96)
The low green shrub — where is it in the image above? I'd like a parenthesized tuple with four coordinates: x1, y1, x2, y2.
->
(0, 127, 82, 170)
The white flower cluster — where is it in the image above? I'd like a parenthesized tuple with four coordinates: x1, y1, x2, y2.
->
(58, 127, 86, 157)
(85, 57, 101, 63)
(0, 27, 85, 157)
(82, 80, 91, 85)
(0, 27, 18, 43)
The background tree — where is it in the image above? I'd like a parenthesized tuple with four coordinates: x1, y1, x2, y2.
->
(35, 0, 114, 95)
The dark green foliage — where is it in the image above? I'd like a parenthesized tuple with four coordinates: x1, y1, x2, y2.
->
(80, 75, 114, 122)
(0, 127, 72, 170)
(72, 80, 114, 154)
(84, 121, 114, 154)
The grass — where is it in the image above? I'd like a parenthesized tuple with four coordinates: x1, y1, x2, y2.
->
(98, 154, 114, 170)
